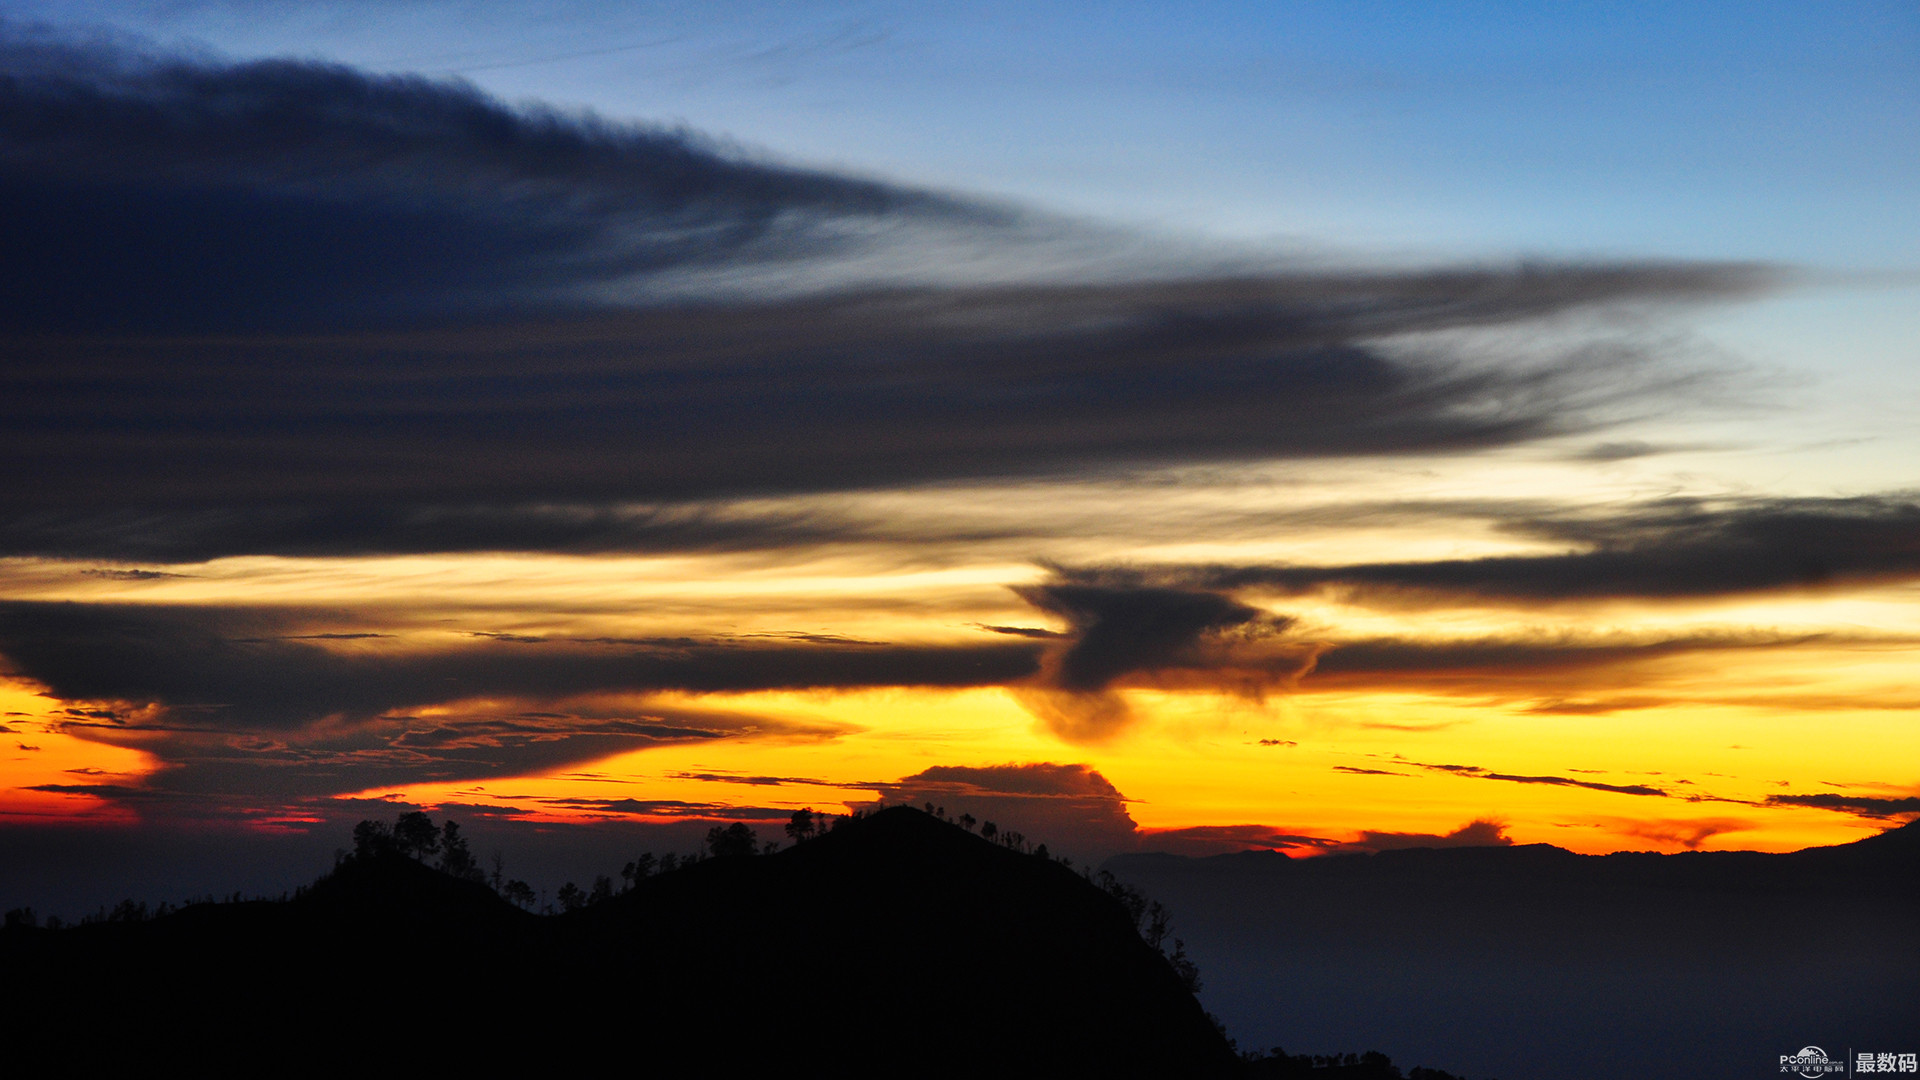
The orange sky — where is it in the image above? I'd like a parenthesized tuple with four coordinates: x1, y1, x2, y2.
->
(6, 458, 1915, 859)
(1, 20, 1916, 902)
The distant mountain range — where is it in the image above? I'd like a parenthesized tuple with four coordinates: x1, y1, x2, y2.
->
(8, 811, 1911, 1076)
(1106, 820, 1920, 1080)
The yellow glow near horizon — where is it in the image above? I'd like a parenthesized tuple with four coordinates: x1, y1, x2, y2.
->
(4, 458, 1915, 856)
(0, 680, 152, 823)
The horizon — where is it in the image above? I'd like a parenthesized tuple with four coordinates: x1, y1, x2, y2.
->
(3, 2, 1918, 915)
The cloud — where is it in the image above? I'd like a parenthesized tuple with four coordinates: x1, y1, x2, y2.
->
(1410, 761, 1669, 798)
(864, 762, 1143, 858)
(0, 601, 1040, 730)
(667, 771, 837, 788)
(1765, 792, 1920, 820)
(1606, 817, 1755, 849)
(1020, 568, 1858, 710)
(534, 798, 798, 822)
(0, 29, 1776, 562)
(1100, 495, 1920, 605)
(1342, 818, 1514, 853)
(1010, 581, 1305, 741)
(1136, 824, 1341, 857)
(0, 600, 1039, 798)
(0, 25, 992, 334)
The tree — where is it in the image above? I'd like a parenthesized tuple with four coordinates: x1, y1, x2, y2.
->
(784, 808, 816, 845)
(557, 882, 586, 912)
(438, 820, 480, 881)
(958, 813, 976, 832)
(501, 880, 536, 909)
(1168, 938, 1201, 994)
(393, 811, 441, 862)
(351, 819, 393, 858)
(621, 853, 656, 889)
(706, 822, 758, 858)
(980, 820, 997, 842)
(1143, 901, 1171, 951)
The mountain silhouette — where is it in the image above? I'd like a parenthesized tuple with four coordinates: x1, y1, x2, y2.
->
(5, 807, 1235, 1075)
(1106, 819, 1920, 1080)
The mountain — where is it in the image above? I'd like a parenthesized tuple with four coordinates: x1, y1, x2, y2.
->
(1105, 820, 1920, 1080)
(4, 808, 1236, 1075)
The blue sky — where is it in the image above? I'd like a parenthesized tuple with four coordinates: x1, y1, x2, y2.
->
(4, 0, 1919, 911)
(19, 1, 1917, 262)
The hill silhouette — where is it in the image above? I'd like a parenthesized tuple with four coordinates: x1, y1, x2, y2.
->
(4, 807, 1235, 1075)
(1106, 819, 1920, 1080)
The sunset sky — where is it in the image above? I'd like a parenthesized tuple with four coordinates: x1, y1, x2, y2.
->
(3, 2, 1916, 908)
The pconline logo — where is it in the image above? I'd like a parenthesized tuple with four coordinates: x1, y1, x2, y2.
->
(1782, 1047, 1844, 1076)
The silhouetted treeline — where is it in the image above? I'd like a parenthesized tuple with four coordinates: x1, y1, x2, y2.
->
(2, 805, 1238, 1075)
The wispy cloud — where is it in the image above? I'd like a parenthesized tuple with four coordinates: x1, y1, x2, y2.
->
(0, 29, 1775, 563)
(1064, 495, 1920, 605)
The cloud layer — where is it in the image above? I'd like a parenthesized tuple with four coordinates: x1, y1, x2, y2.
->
(0, 28, 1775, 562)
(1143, 496, 1920, 604)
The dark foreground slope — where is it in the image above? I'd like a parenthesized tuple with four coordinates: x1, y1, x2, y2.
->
(1109, 820, 1920, 1080)
(6, 808, 1233, 1076)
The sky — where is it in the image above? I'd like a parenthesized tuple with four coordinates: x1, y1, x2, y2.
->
(2, 1, 1917, 912)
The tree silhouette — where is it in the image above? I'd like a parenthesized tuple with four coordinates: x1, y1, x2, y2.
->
(393, 811, 441, 862)
(958, 813, 975, 832)
(351, 819, 393, 858)
(706, 822, 758, 858)
(785, 808, 816, 845)
(438, 820, 481, 881)
(980, 821, 997, 842)
(622, 853, 656, 889)
(557, 881, 586, 912)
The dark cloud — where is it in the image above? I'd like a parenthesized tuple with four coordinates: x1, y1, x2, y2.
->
(35, 707, 759, 802)
(1411, 761, 1669, 798)
(1020, 570, 1855, 709)
(534, 798, 798, 821)
(1342, 818, 1514, 853)
(0, 601, 1040, 731)
(1572, 440, 1667, 461)
(667, 771, 836, 787)
(1765, 793, 1920, 820)
(1011, 581, 1305, 741)
(0, 26, 984, 334)
(1332, 766, 1405, 776)
(1135, 824, 1341, 857)
(1609, 817, 1755, 849)
(865, 762, 1142, 858)
(0, 284, 1759, 561)
(1306, 631, 1816, 682)
(0, 30, 1774, 562)
(0, 600, 1039, 798)
(974, 624, 1069, 639)
(1093, 495, 1920, 605)
(79, 568, 188, 581)
(1015, 582, 1288, 692)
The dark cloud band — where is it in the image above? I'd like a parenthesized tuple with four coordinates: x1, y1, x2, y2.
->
(0, 30, 1774, 561)
(1083, 496, 1920, 604)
